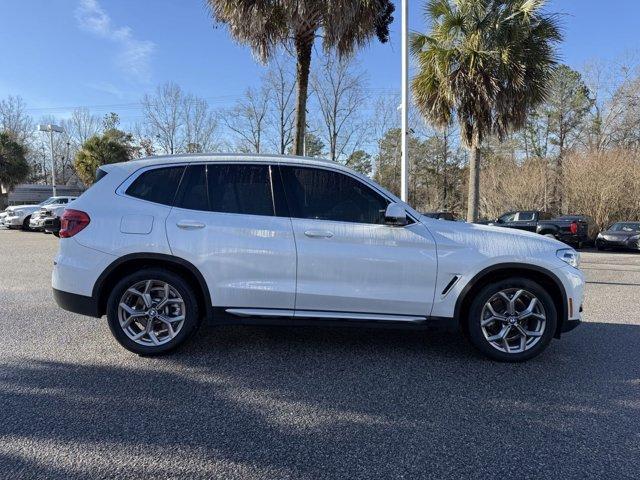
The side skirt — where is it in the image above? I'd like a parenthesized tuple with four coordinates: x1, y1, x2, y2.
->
(208, 307, 457, 331)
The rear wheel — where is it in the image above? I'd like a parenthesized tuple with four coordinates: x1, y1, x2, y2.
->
(106, 268, 201, 355)
(466, 278, 557, 362)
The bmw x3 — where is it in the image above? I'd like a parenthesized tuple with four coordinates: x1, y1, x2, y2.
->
(52, 154, 584, 361)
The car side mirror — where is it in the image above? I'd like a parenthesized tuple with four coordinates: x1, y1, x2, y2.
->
(384, 203, 408, 226)
(496, 218, 504, 224)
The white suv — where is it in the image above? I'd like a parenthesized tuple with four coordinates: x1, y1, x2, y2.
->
(52, 154, 584, 361)
(2, 196, 76, 230)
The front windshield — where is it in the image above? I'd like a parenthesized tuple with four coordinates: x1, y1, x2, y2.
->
(39, 197, 56, 206)
(610, 222, 640, 232)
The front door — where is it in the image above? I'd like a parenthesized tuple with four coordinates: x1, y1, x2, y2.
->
(278, 165, 438, 319)
(166, 163, 297, 312)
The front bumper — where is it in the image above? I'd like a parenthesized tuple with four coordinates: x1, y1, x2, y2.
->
(597, 237, 640, 250)
(5, 216, 23, 226)
(29, 217, 47, 229)
(553, 264, 584, 336)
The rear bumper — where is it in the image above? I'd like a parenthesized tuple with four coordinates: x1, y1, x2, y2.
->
(53, 288, 101, 317)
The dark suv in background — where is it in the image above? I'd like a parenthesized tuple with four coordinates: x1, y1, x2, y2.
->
(489, 210, 598, 248)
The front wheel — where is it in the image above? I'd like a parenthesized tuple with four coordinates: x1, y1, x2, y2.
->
(106, 268, 201, 355)
(22, 216, 32, 231)
(466, 278, 557, 362)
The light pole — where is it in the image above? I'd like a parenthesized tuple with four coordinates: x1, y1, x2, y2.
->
(400, 0, 409, 202)
(38, 124, 64, 197)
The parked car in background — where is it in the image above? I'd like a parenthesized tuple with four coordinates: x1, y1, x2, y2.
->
(42, 204, 69, 236)
(28, 209, 47, 231)
(422, 211, 456, 221)
(488, 210, 598, 248)
(596, 222, 640, 251)
(0, 210, 9, 227)
(45, 217, 62, 236)
(52, 154, 584, 362)
(1, 196, 76, 231)
(490, 210, 554, 232)
(536, 215, 599, 248)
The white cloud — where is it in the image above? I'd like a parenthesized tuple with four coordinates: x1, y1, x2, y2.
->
(75, 0, 155, 83)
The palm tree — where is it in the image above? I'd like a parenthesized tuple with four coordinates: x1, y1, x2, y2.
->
(411, 0, 561, 221)
(206, 0, 394, 156)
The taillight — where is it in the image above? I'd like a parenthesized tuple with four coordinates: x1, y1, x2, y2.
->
(569, 221, 578, 234)
(59, 209, 90, 238)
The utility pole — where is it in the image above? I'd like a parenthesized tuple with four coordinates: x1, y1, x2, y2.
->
(38, 124, 64, 197)
(400, 0, 409, 202)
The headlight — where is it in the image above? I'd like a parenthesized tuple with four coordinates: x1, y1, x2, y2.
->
(629, 234, 640, 241)
(557, 248, 580, 268)
(11, 210, 22, 216)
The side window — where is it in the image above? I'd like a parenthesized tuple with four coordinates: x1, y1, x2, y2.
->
(175, 164, 209, 211)
(515, 212, 535, 222)
(126, 166, 185, 206)
(59, 199, 68, 204)
(176, 163, 275, 216)
(280, 166, 389, 224)
(208, 164, 274, 216)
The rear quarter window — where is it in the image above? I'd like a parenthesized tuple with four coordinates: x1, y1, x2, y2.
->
(126, 166, 185, 206)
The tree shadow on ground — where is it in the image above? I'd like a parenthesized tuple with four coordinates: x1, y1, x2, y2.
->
(1, 323, 639, 479)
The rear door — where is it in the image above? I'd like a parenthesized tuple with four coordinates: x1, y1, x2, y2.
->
(279, 165, 437, 319)
(166, 163, 297, 312)
(510, 211, 538, 232)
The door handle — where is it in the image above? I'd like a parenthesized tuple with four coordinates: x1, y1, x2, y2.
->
(304, 229, 334, 238)
(176, 220, 205, 230)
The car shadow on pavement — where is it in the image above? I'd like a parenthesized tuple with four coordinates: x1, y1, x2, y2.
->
(1, 322, 639, 479)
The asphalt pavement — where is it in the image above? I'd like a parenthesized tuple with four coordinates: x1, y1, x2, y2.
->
(1, 228, 639, 479)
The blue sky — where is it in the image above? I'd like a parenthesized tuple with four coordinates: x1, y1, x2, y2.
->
(1, 0, 639, 126)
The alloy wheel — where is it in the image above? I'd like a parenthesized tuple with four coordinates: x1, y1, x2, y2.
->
(117, 279, 186, 347)
(480, 288, 546, 354)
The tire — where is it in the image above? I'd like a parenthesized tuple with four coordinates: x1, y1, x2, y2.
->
(106, 268, 201, 355)
(466, 277, 557, 362)
(22, 216, 32, 231)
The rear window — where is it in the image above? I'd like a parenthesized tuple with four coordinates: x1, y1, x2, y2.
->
(95, 167, 109, 183)
(126, 166, 185, 206)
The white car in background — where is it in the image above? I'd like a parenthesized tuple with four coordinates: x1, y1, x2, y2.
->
(31, 202, 75, 233)
(2, 196, 76, 231)
(52, 154, 584, 362)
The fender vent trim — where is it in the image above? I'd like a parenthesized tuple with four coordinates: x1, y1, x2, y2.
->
(441, 275, 461, 296)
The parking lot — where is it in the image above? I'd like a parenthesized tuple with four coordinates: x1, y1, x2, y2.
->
(1, 228, 639, 480)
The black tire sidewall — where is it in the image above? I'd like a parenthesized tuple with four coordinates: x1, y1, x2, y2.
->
(466, 277, 557, 362)
(22, 216, 32, 231)
(106, 268, 200, 355)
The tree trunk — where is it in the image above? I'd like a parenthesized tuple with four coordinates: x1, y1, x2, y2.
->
(466, 140, 481, 223)
(293, 35, 313, 156)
